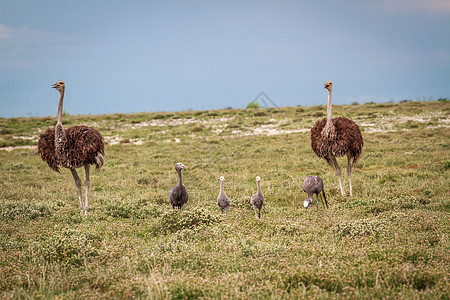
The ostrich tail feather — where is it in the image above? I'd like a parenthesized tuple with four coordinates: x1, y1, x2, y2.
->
(95, 153, 104, 170)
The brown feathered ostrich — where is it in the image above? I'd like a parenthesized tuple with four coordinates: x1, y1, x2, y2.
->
(38, 81, 104, 214)
(311, 81, 363, 196)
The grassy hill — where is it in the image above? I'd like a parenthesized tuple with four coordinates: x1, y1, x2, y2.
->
(1, 100, 449, 298)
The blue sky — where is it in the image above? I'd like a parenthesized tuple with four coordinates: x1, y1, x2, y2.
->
(1, 0, 449, 117)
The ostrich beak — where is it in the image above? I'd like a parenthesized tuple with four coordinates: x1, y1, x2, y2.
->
(182, 165, 188, 169)
(52, 84, 58, 89)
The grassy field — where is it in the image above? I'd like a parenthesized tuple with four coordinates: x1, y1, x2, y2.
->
(0, 100, 449, 299)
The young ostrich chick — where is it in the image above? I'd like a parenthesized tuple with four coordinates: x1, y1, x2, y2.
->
(302, 176, 328, 211)
(217, 176, 231, 214)
(250, 176, 264, 219)
(169, 163, 188, 210)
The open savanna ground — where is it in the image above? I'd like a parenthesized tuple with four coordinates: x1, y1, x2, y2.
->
(1, 100, 449, 299)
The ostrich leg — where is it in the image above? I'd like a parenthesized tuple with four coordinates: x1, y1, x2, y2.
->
(347, 153, 353, 197)
(84, 164, 90, 215)
(322, 190, 329, 209)
(70, 169, 84, 212)
(330, 156, 345, 196)
(254, 207, 259, 220)
(315, 194, 319, 211)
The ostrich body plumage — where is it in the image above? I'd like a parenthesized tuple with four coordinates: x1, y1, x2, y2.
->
(38, 126, 104, 172)
(311, 116, 363, 166)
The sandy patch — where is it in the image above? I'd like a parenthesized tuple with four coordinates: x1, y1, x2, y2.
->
(1, 112, 447, 150)
(123, 116, 236, 129)
(359, 112, 449, 133)
(227, 125, 309, 137)
(103, 135, 146, 145)
(165, 138, 181, 143)
(0, 145, 37, 152)
(213, 118, 309, 137)
(13, 135, 39, 141)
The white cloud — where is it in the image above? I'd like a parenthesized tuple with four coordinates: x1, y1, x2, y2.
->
(0, 24, 13, 38)
(0, 24, 74, 69)
(377, 0, 450, 15)
(0, 25, 69, 48)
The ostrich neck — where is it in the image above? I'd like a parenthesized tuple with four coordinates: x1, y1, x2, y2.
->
(177, 170, 183, 186)
(55, 89, 67, 155)
(56, 89, 65, 125)
(257, 181, 262, 194)
(220, 181, 224, 194)
(326, 89, 333, 124)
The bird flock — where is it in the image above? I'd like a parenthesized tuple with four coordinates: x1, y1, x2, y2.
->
(38, 80, 363, 218)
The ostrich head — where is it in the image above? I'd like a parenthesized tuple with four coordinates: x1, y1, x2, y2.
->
(303, 198, 312, 209)
(175, 162, 187, 172)
(255, 176, 261, 182)
(52, 81, 65, 92)
(220, 176, 225, 181)
(324, 81, 332, 91)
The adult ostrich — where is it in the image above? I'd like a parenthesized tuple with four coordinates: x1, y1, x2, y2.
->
(310, 81, 363, 196)
(38, 81, 104, 214)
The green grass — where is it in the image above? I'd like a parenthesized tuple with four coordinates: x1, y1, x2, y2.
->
(1, 101, 449, 298)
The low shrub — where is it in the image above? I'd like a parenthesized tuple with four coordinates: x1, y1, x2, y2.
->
(155, 207, 221, 233)
(105, 200, 162, 219)
(379, 173, 397, 184)
(0, 201, 54, 221)
(246, 102, 260, 109)
(312, 111, 325, 117)
(331, 218, 387, 238)
(39, 229, 101, 267)
(283, 271, 345, 293)
(444, 160, 450, 170)
(169, 282, 204, 300)
(273, 220, 305, 236)
(253, 111, 267, 117)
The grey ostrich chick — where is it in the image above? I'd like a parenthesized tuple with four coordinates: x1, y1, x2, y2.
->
(302, 176, 328, 211)
(250, 176, 264, 219)
(217, 176, 231, 214)
(169, 163, 188, 210)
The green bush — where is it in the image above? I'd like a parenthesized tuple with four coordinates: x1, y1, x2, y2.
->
(273, 220, 304, 236)
(0, 201, 54, 221)
(283, 271, 344, 293)
(105, 200, 162, 219)
(253, 111, 267, 116)
(379, 173, 397, 184)
(246, 101, 260, 109)
(156, 207, 221, 233)
(169, 282, 204, 300)
(40, 229, 100, 266)
(331, 218, 387, 238)
(444, 160, 450, 170)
